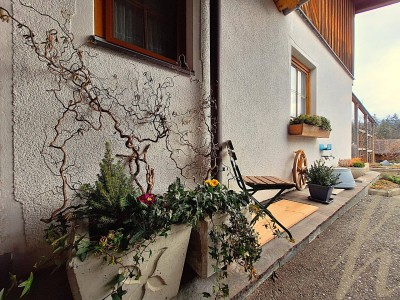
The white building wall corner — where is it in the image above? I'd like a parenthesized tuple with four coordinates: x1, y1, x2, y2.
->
(218, 0, 353, 197)
(1, 0, 354, 260)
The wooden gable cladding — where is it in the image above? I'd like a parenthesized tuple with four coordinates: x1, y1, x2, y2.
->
(301, 0, 355, 75)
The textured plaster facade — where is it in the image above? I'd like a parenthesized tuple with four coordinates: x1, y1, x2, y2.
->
(1, 0, 353, 264)
(1, 0, 203, 260)
(0, 0, 27, 256)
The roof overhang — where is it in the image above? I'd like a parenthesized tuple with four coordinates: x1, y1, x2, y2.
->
(354, 0, 400, 13)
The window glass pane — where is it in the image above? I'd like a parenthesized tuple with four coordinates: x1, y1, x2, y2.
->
(291, 60, 310, 117)
(299, 96, 306, 115)
(147, 10, 176, 59)
(297, 70, 302, 101)
(290, 66, 296, 93)
(112, 0, 178, 60)
(291, 91, 297, 117)
(300, 71, 306, 98)
(113, 0, 144, 47)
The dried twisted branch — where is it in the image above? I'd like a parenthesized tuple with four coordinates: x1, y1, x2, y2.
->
(0, 4, 218, 223)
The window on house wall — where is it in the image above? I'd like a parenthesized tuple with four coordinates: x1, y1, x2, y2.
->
(290, 57, 310, 117)
(96, 0, 186, 65)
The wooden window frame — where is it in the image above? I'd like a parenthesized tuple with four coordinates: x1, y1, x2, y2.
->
(291, 57, 311, 116)
(95, 0, 186, 65)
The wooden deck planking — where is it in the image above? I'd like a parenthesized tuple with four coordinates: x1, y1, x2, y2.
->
(254, 199, 319, 246)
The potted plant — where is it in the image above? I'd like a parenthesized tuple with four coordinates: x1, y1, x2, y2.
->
(306, 159, 340, 204)
(288, 114, 332, 138)
(44, 143, 193, 300)
(338, 158, 369, 179)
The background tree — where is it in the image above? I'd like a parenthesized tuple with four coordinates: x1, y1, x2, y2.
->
(375, 113, 400, 139)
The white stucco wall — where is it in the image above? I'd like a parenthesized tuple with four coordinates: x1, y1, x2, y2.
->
(1, 0, 204, 258)
(219, 0, 353, 197)
(0, 0, 27, 256)
(1, 0, 354, 261)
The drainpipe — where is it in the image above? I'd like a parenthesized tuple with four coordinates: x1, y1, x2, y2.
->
(200, 0, 210, 96)
(209, 0, 220, 180)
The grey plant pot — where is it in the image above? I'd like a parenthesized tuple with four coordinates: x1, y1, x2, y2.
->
(308, 184, 334, 204)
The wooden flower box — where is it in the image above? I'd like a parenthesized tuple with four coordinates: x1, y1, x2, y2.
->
(186, 214, 227, 278)
(186, 209, 251, 278)
(288, 123, 330, 138)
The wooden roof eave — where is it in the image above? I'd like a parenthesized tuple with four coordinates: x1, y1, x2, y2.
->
(354, 0, 400, 14)
(274, 0, 311, 15)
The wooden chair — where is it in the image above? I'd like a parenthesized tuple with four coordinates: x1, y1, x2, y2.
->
(224, 140, 296, 239)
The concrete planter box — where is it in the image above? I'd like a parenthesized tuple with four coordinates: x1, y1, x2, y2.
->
(348, 163, 369, 179)
(288, 124, 330, 138)
(67, 224, 191, 300)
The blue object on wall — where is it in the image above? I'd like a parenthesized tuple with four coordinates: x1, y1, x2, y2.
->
(319, 144, 332, 151)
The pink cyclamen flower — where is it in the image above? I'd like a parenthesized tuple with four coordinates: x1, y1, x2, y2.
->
(137, 193, 155, 207)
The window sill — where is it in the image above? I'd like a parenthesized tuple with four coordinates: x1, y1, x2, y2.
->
(89, 36, 194, 76)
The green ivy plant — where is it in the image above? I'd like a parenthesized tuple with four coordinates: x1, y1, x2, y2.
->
(290, 114, 332, 131)
(43, 144, 267, 299)
(163, 178, 262, 298)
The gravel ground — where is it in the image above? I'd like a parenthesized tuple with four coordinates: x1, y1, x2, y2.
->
(247, 195, 400, 300)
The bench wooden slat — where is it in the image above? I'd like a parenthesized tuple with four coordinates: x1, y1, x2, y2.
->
(243, 175, 295, 188)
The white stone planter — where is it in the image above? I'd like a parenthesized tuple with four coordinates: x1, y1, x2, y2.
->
(67, 224, 191, 300)
(333, 168, 356, 189)
(348, 163, 369, 179)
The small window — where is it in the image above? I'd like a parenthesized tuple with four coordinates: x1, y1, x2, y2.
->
(290, 57, 310, 117)
(96, 0, 186, 65)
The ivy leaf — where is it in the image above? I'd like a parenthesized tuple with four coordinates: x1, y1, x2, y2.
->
(0, 288, 4, 300)
(114, 274, 125, 285)
(111, 293, 121, 300)
(75, 239, 91, 261)
(128, 230, 145, 245)
(18, 272, 33, 298)
(221, 284, 230, 297)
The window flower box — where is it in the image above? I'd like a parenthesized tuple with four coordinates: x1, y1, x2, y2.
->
(288, 114, 332, 138)
(288, 123, 330, 138)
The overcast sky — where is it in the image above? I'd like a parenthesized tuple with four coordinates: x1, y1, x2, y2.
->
(352, 2, 400, 121)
